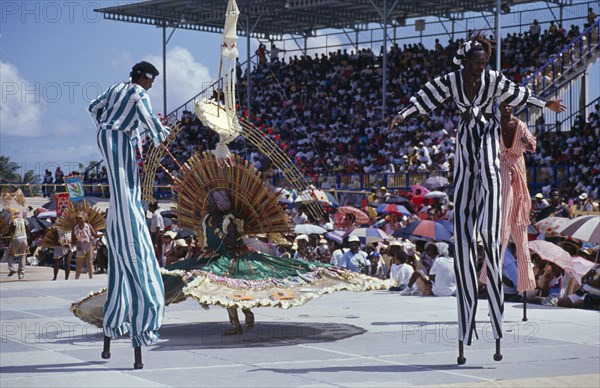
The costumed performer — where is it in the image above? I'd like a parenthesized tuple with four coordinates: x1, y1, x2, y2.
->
(390, 32, 566, 364)
(88, 60, 170, 369)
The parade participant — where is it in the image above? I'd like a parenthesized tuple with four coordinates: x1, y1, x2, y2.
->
(88, 60, 170, 369)
(497, 102, 537, 293)
(71, 212, 99, 279)
(6, 210, 30, 280)
(391, 32, 566, 363)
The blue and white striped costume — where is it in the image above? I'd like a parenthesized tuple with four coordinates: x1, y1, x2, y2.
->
(89, 81, 169, 347)
(398, 70, 545, 345)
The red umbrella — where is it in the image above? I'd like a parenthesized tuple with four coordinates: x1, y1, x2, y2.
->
(336, 206, 370, 225)
(376, 204, 412, 216)
(411, 195, 425, 205)
(528, 240, 574, 271)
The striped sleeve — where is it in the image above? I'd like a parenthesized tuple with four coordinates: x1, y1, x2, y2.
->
(496, 72, 546, 109)
(136, 92, 170, 146)
(399, 74, 451, 120)
(88, 84, 114, 125)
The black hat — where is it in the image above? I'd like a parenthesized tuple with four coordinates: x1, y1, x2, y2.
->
(130, 61, 159, 79)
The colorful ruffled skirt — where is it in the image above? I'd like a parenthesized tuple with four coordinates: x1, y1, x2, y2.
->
(71, 247, 390, 327)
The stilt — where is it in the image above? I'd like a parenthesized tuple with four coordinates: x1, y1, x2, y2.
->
(522, 292, 528, 321)
(101, 335, 111, 359)
(493, 338, 503, 361)
(134, 346, 143, 369)
(457, 340, 466, 365)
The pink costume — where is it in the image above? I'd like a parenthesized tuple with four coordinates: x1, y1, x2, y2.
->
(498, 118, 537, 292)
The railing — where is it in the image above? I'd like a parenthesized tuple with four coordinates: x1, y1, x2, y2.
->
(2, 163, 575, 201)
(522, 18, 599, 96)
(276, 1, 595, 57)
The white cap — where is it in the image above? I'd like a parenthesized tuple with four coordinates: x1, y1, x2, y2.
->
(579, 193, 588, 200)
(347, 235, 360, 243)
(296, 234, 309, 241)
(535, 193, 544, 199)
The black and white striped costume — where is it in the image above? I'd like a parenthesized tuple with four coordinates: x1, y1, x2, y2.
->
(398, 69, 545, 345)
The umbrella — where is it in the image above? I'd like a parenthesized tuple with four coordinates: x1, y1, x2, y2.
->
(37, 211, 57, 219)
(293, 224, 327, 235)
(376, 204, 412, 216)
(411, 195, 425, 205)
(349, 227, 390, 244)
(161, 210, 177, 219)
(27, 217, 51, 231)
(243, 237, 275, 255)
(394, 220, 453, 241)
(411, 184, 430, 196)
(423, 176, 450, 190)
(336, 206, 370, 224)
(324, 230, 347, 244)
(435, 219, 454, 234)
(534, 217, 572, 238)
(556, 216, 600, 244)
(571, 256, 595, 285)
(385, 196, 414, 212)
(42, 196, 100, 210)
(528, 240, 574, 271)
(294, 189, 338, 205)
(424, 191, 448, 200)
(176, 229, 197, 239)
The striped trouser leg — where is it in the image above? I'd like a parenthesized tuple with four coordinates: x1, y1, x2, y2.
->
(512, 223, 536, 292)
(453, 127, 480, 345)
(476, 125, 503, 341)
(454, 119, 504, 344)
(98, 129, 165, 347)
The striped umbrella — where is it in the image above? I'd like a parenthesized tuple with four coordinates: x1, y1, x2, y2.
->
(556, 215, 600, 244)
(394, 220, 453, 241)
(336, 206, 370, 224)
(349, 227, 390, 244)
(376, 204, 412, 216)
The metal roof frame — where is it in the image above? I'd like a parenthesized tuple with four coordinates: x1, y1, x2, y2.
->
(95, 0, 548, 39)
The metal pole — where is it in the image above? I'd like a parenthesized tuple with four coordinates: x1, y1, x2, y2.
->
(495, 0, 501, 71)
(246, 16, 251, 119)
(163, 24, 167, 115)
(382, 0, 388, 119)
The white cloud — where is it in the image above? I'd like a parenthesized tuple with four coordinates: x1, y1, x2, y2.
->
(145, 46, 212, 115)
(0, 60, 45, 137)
(304, 35, 344, 57)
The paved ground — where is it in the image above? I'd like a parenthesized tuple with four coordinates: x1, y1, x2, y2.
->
(1, 264, 598, 388)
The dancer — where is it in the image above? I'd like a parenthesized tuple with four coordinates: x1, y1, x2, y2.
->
(71, 212, 99, 279)
(497, 103, 538, 318)
(88, 60, 170, 369)
(6, 210, 30, 280)
(391, 32, 565, 364)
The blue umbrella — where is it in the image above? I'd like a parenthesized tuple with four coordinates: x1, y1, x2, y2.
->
(376, 204, 412, 216)
(393, 220, 453, 241)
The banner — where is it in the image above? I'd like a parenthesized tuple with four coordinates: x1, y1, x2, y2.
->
(55, 193, 71, 217)
(65, 176, 85, 204)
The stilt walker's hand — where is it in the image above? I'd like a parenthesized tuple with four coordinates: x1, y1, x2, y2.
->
(390, 113, 405, 130)
(545, 100, 566, 113)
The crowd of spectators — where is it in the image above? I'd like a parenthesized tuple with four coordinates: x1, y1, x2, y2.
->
(116, 18, 599, 203)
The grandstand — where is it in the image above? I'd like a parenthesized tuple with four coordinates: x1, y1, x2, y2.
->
(83, 1, 599, 201)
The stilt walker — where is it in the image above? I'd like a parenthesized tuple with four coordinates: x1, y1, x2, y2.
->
(88, 60, 170, 369)
(391, 32, 566, 364)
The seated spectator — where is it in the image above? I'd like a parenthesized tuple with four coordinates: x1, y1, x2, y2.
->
(388, 241, 413, 291)
(429, 241, 456, 296)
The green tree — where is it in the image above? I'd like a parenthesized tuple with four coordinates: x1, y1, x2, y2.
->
(0, 155, 41, 196)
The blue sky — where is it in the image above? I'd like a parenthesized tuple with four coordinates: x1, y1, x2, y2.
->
(1, 1, 596, 181)
(0, 1, 241, 178)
